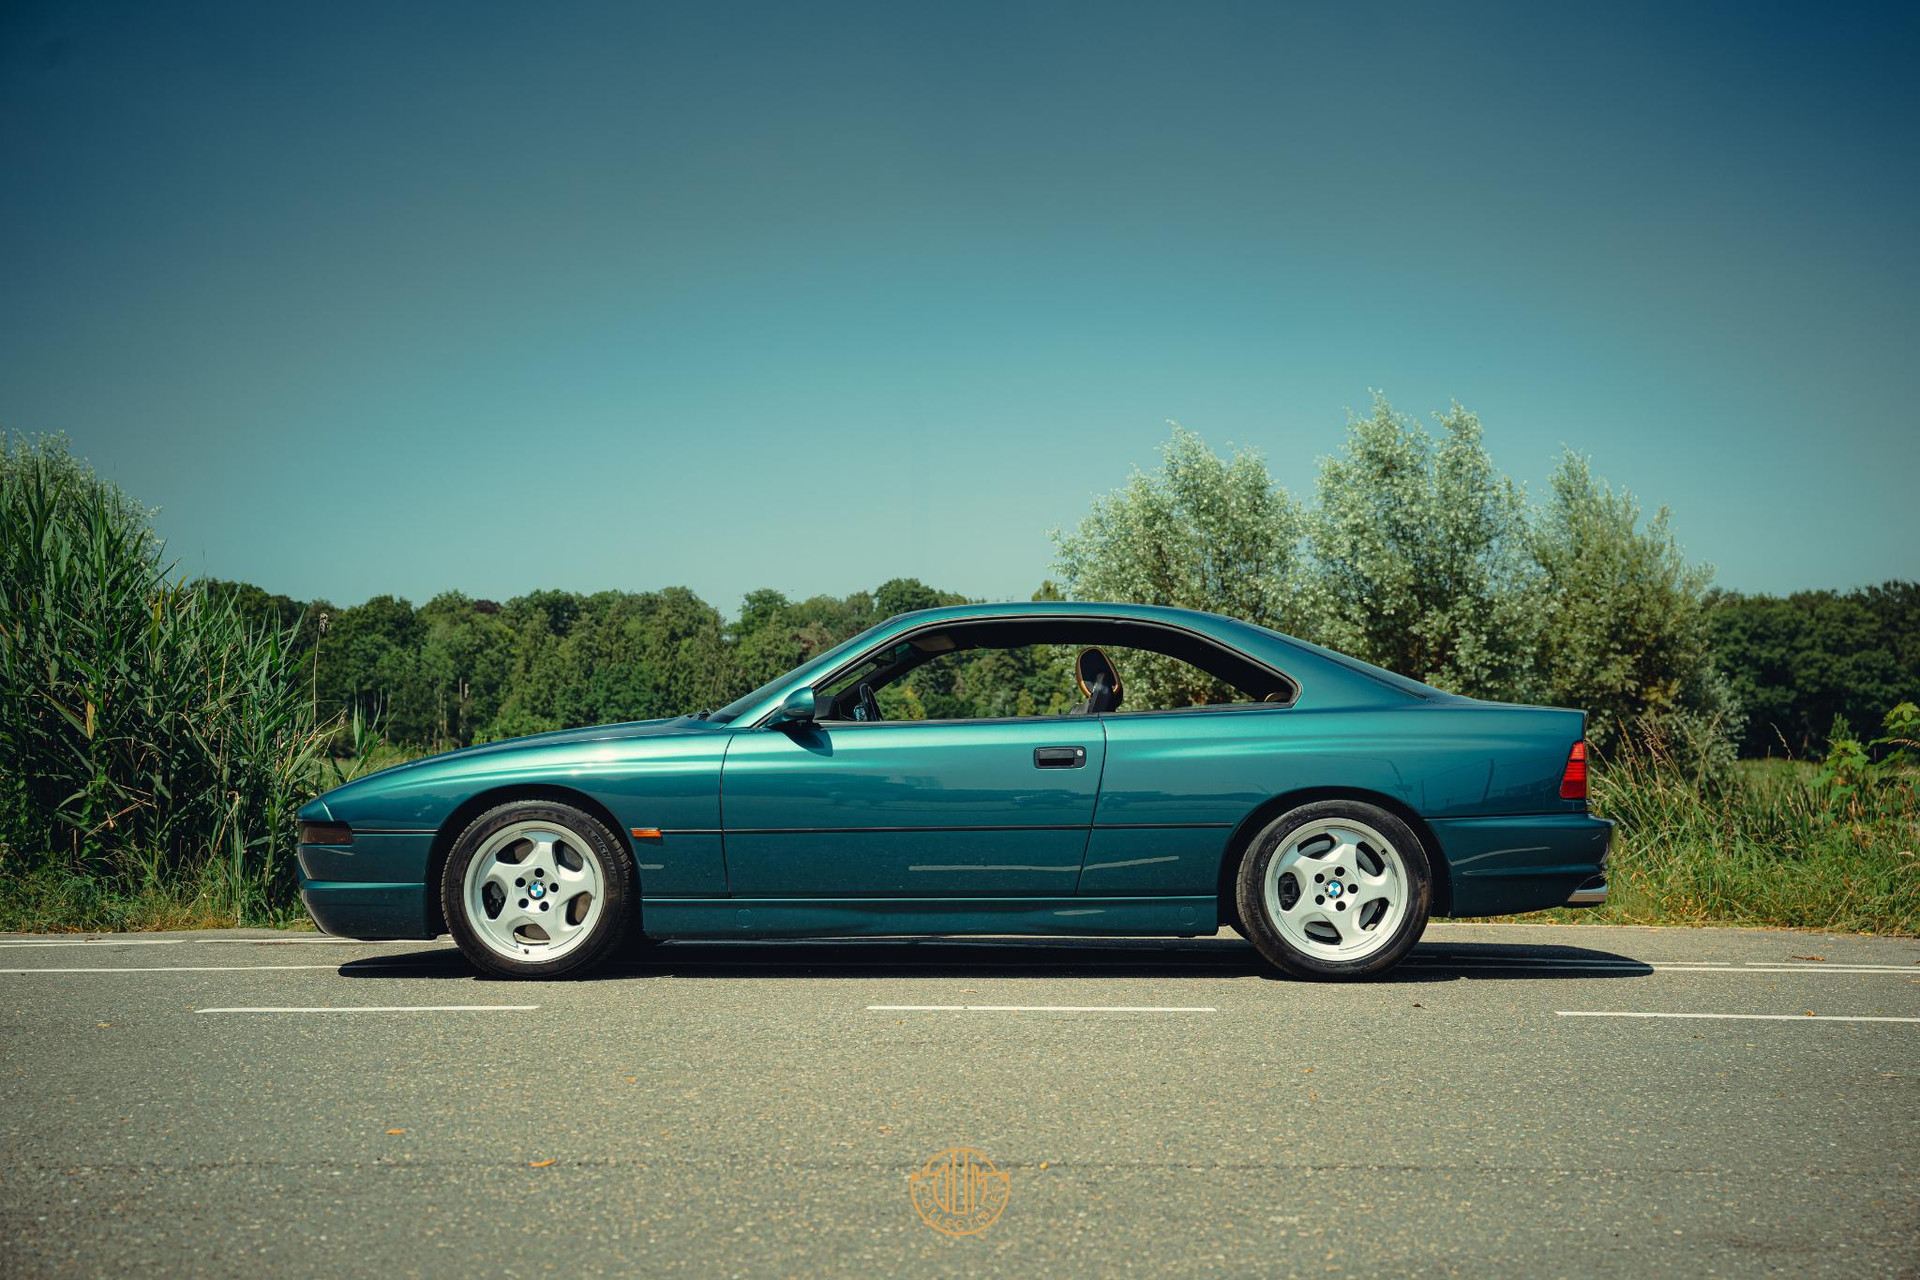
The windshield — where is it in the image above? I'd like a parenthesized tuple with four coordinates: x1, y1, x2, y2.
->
(704, 619, 895, 724)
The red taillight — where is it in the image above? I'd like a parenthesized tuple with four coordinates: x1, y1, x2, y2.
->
(1560, 741, 1588, 800)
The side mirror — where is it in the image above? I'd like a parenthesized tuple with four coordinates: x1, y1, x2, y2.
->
(768, 686, 817, 728)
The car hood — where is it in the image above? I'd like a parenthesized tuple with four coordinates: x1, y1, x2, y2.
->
(388, 714, 734, 772)
(412, 716, 704, 764)
(299, 716, 723, 822)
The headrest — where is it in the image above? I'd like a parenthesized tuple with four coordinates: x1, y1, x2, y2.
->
(1076, 647, 1121, 697)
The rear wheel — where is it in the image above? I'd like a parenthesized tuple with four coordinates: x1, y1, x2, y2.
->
(1234, 800, 1430, 979)
(441, 801, 636, 979)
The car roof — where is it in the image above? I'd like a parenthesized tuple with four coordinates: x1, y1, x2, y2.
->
(882, 600, 1245, 628)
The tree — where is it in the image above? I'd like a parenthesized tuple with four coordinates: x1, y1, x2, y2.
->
(1529, 453, 1735, 757)
(1052, 424, 1309, 708)
(416, 592, 516, 746)
(314, 595, 431, 741)
(874, 577, 961, 618)
(1309, 396, 1539, 700)
(1709, 582, 1918, 755)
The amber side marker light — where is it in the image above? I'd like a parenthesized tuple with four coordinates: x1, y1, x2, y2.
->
(630, 827, 663, 840)
(1560, 741, 1588, 800)
(299, 822, 353, 846)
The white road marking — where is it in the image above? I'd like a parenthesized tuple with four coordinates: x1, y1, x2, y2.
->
(1557, 1010, 1920, 1024)
(200, 938, 412, 946)
(194, 1004, 539, 1014)
(0, 939, 186, 948)
(1742, 960, 1917, 971)
(1678, 966, 1913, 975)
(1410, 960, 1911, 975)
(0, 963, 429, 974)
(869, 1004, 1216, 1013)
(0, 937, 413, 949)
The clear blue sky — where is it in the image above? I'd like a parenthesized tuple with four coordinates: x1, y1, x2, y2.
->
(3, 0, 1914, 613)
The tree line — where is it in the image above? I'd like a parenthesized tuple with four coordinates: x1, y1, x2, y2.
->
(204, 396, 1914, 762)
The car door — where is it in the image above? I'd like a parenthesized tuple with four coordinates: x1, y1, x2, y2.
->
(720, 718, 1107, 896)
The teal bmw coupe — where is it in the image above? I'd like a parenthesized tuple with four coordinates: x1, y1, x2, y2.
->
(296, 602, 1610, 980)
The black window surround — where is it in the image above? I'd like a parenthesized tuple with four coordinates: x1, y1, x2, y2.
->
(757, 614, 1301, 727)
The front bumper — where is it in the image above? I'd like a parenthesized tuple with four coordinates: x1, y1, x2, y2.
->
(296, 830, 438, 939)
(300, 877, 434, 939)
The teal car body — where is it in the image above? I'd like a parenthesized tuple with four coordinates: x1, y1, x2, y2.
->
(297, 602, 1610, 943)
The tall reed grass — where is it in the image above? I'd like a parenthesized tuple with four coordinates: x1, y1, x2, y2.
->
(0, 435, 330, 928)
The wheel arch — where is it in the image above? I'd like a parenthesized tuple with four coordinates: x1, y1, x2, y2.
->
(1214, 787, 1452, 926)
(424, 784, 633, 937)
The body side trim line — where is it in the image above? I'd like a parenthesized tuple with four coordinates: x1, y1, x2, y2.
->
(705, 822, 1234, 835)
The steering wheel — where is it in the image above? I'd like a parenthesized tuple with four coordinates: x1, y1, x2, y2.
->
(850, 681, 883, 723)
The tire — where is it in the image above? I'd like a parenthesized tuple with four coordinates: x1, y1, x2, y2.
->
(1233, 800, 1431, 980)
(441, 800, 637, 979)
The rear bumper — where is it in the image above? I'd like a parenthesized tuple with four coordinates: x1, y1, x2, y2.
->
(1428, 813, 1614, 917)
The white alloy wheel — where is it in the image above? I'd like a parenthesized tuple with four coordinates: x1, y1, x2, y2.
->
(1259, 816, 1411, 963)
(460, 819, 608, 962)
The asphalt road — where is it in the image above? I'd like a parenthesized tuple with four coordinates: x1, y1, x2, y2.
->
(1, 923, 1914, 1278)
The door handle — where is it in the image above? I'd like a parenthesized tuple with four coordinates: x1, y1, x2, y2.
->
(1034, 746, 1087, 769)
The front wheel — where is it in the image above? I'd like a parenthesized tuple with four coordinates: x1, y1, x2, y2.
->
(1234, 800, 1431, 980)
(441, 801, 636, 979)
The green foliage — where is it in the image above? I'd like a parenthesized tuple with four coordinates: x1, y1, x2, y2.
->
(1817, 702, 1920, 809)
(1540, 739, 1917, 934)
(1528, 452, 1736, 759)
(1814, 714, 1872, 807)
(1052, 424, 1309, 708)
(489, 587, 736, 736)
(252, 577, 972, 748)
(1053, 401, 1737, 763)
(0, 434, 327, 923)
(1874, 701, 1920, 765)
(1310, 397, 1538, 700)
(1709, 582, 1920, 756)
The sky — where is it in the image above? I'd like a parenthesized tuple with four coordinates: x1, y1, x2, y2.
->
(2, 0, 1915, 614)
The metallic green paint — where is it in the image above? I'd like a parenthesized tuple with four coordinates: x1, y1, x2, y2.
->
(721, 718, 1105, 894)
(637, 896, 1218, 938)
(296, 602, 1611, 942)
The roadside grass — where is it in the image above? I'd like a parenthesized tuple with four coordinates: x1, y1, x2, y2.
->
(0, 863, 315, 933)
(5, 742, 1914, 937)
(1502, 754, 1918, 935)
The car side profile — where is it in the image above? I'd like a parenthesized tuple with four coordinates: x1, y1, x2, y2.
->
(296, 602, 1611, 980)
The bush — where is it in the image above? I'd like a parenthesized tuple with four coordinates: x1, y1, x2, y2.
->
(0, 435, 327, 926)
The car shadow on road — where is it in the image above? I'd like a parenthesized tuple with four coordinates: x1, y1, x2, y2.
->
(336, 936, 1655, 982)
